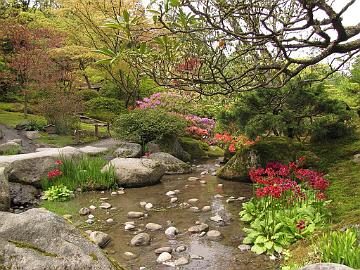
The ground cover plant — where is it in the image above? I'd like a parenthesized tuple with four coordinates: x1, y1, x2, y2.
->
(42, 157, 117, 192)
(240, 158, 331, 255)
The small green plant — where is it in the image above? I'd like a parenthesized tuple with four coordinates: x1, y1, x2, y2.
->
(0, 145, 21, 155)
(24, 120, 45, 131)
(315, 228, 360, 268)
(43, 185, 73, 202)
(42, 156, 117, 191)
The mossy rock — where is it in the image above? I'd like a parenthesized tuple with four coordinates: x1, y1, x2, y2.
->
(218, 137, 303, 182)
(179, 137, 209, 159)
(206, 145, 225, 157)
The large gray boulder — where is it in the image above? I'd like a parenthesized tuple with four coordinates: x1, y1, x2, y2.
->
(0, 167, 10, 211)
(147, 152, 191, 174)
(147, 136, 191, 162)
(0, 208, 117, 270)
(299, 263, 353, 270)
(102, 158, 165, 187)
(9, 182, 39, 206)
(114, 142, 142, 158)
(78, 146, 108, 156)
(0, 146, 81, 187)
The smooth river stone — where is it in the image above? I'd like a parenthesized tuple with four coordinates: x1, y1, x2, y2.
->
(154, 247, 172, 254)
(145, 223, 163, 231)
(130, 233, 150, 246)
(127, 211, 144, 218)
(188, 223, 209, 233)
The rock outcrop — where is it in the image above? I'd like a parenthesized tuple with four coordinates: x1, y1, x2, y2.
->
(102, 158, 165, 187)
(147, 152, 191, 174)
(0, 208, 118, 270)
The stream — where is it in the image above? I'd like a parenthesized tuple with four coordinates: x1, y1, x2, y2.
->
(59, 159, 279, 270)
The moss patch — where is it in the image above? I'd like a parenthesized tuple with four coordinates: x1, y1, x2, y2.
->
(179, 137, 209, 159)
(89, 253, 98, 261)
(206, 145, 224, 157)
(8, 240, 57, 257)
(40, 201, 80, 217)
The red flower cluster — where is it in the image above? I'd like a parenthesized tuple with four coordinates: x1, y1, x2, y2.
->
(186, 126, 209, 137)
(214, 133, 258, 153)
(48, 169, 62, 179)
(296, 220, 306, 230)
(296, 169, 329, 191)
(55, 160, 62, 165)
(249, 158, 329, 199)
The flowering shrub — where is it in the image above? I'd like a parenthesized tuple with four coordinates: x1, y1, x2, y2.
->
(240, 158, 331, 255)
(214, 132, 258, 153)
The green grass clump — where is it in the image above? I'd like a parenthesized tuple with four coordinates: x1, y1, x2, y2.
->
(42, 156, 117, 191)
(8, 240, 58, 257)
(40, 200, 79, 216)
(316, 228, 360, 268)
(0, 145, 22, 155)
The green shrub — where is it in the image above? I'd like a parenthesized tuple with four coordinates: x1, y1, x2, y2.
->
(114, 109, 187, 145)
(316, 228, 360, 268)
(311, 116, 355, 142)
(42, 157, 117, 191)
(85, 97, 126, 121)
(77, 89, 100, 101)
(43, 185, 73, 202)
(24, 120, 44, 131)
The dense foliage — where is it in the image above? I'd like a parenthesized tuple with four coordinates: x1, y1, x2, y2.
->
(240, 159, 331, 255)
(113, 109, 188, 145)
(218, 74, 355, 141)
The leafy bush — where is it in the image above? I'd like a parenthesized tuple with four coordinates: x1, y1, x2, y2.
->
(77, 89, 100, 101)
(24, 120, 44, 131)
(39, 90, 84, 135)
(43, 185, 73, 202)
(42, 157, 117, 191)
(114, 109, 188, 144)
(316, 228, 360, 268)
(218, 75, 355, 141)
(85, 97, 126, 121)
(240, 159, 331, 255)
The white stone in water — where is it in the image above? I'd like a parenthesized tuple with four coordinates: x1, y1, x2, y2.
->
(156, 252, 172, 263)
(99, 202, 112, 209)
(210, 215, 223, 223)
(200, 171, 208, 175)
(124, 251, 136, 258)
(172, 257, 189, 266)
(175, 245, 187, 253)
(217, 184, 223, 187)
(190, 254, 204, 260)
(199, 231, 206, 237)
(200, 180, 207, 184)
(145, 203, 153, 210)
(170, 197, 178, 203)
(154, 247, 172, 254)
(79, 207, 90, 216)
(238, 244, 251, 251)
(166, 191, 176, 197)
(106, 218, 114, 224)
(111, 192, 117, 196)
(165, 226, 178, 237)
(174, 189, 180, 194)
(130, 233, 150, 246)
(211, 172, 217, 176)
(188, 198, 199, 204)
(86, 219, 94, 224)
(127, 211, 144, 218)
(188, 177, 199, 181)
(88, 214, 94, 219)
(202, 206, 211, 212)
(214, 194, 223, 198)
(118, 190, 125, 195)
(215, 164, 221, 167)
(89, 231, 111, 248)
(190, 207, 200, 213)
(188, 223, 209, 233)
(140, 201, 147, 208)
(238, 197, 246, 201)
(145, 223, 163, 231)
(125, 224, 136, 230)
(101, 191, 105, 194)
(89, 205, 96, 210)
(184, 185, 189, 188)
(100, 197, 108, 200)
(179, 202, 191, 209)
(206, 230, 222, 241)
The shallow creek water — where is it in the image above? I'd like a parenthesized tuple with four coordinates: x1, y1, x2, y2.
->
(64, 159, 279, 270)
